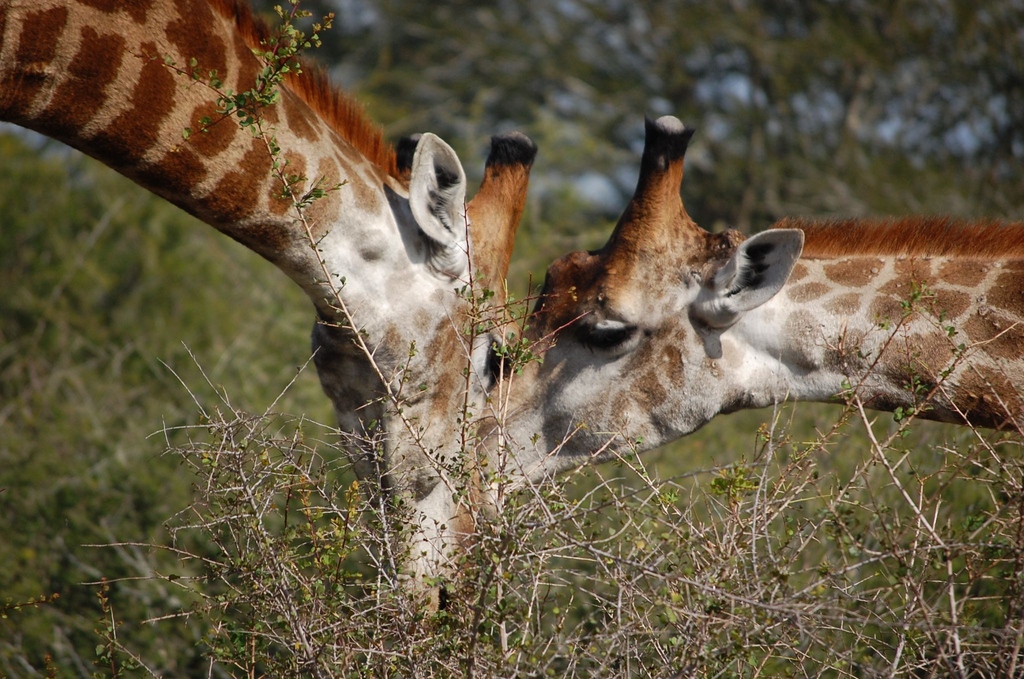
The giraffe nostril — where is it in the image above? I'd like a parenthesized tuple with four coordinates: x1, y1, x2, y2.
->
(485, 332, 508, 388)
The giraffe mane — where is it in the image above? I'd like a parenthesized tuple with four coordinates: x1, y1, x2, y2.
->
(210, 0, 400, 181)
(774, 216, 1024, 260)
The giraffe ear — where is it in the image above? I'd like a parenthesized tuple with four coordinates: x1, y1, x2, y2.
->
(694, 229, 804, 328)
(409, 133, 469, 278)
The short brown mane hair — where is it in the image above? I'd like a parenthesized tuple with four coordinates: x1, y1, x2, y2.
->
(775, 216, 1024, 260)
(211, 0, 399, 179)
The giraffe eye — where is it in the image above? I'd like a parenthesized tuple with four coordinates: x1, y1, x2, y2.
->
(578, 319, 638, 351)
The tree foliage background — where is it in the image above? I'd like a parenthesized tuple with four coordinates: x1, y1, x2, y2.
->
(2, 0, 1023, 676)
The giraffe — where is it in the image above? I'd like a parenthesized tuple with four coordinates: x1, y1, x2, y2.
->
(0, 0, 537, 584)
(484, 114, 1024, 486)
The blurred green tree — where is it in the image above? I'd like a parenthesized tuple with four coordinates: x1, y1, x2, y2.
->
(3, 0, 1023, 673)
(0, 133, 329, 675)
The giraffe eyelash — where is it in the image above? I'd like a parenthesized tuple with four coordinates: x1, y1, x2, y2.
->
(577, 320, 638, 351)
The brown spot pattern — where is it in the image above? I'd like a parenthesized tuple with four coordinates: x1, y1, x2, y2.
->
(232, 28, 260, 105)
(956, 366, 1023, 430)
(262, 98, 280, 126)
(382, 325, 404, 362)
(783, 310, 822, 372)
(931, 289, 972, 320)
(611, 393, 631, 425)
(868, 296, 903, 325)
(893, 258, 929, 281)
(165, 0, 226, 78)
(783, 310, 816, 338)
(788, 262, 809, 283)
(267, 151, 308, 216)
(425, 323, 464, 426)
(887, 363, 939, 404)
(938, 260, 989, 287)
(301, 157, 343, 241)
(989, 271, 1024, 317)
(904, 333, 955, 379)
(535, 250, 603, 340)
(75, 0, 120, 11)
(317, 157, 340, 190)
(76, 0, 154, 23)
(448, 498, 478, 540)
(134, 145, 207, 206)
(37, 27, 125, 140)
(343, 162, 380, 214)
(208, 142, 273, 224)
(413, 310, 432, 331)
(91, 41, 176, 164)
(963, 312, 1024, 361)
(3, 6, 69, 118)
(788, 282, 830, 303)
(635, 369, 669, 413)
(186, 102, 237, 156)
(662, 345, 685, 385)
(825, 292, 862, 316)
(282, 90, 321, 142)
(877, 278, 904, 298)
(822, 259, 879, 287)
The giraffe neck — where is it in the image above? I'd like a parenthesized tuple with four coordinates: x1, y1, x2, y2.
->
(0, 0, 401, 301)
(726, 250, 1024, 429)
(482, 220, 1024, 505)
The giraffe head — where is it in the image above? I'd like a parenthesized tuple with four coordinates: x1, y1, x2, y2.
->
(496, 116, 804, 475)
(312, 134, 536, 452)
(0, 0, 542, 585)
